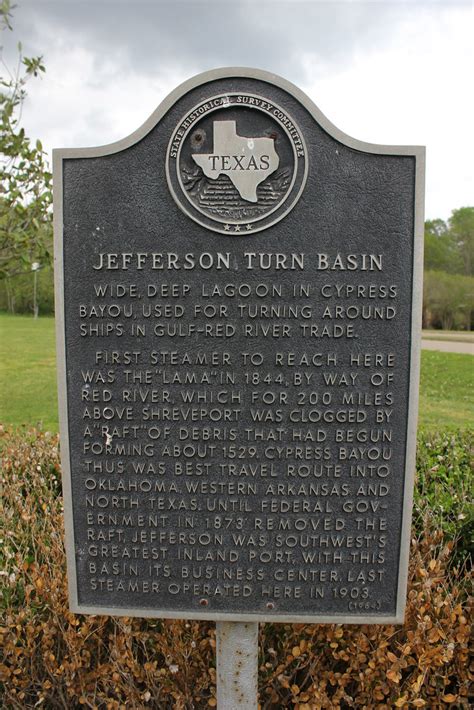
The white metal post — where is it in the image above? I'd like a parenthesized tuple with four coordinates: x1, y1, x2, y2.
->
(32, 261, 40, 319)
(216, 622, 258, 709)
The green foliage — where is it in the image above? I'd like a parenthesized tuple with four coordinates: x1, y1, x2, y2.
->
(0, 2, 53, 291)
(423, 270, 473, 330)
(424, 218, 462, 274)
(424, 207, 474, 279)
(0, 263, 54, 313)
(449, 206, 474, 277)
(415, 429, 473, 566)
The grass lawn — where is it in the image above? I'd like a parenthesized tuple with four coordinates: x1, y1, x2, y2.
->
(0, 313, 473, 431)
(418, 349, 473, 429)
(0, 313, 57, 430)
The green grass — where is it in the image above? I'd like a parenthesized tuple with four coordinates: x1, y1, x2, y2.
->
(0, 313, 473, 431)
(419, 349, 473, 429)
(0, 313, 57, 430)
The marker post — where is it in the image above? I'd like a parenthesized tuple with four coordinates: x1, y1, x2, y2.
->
(216, 622, 259, 709)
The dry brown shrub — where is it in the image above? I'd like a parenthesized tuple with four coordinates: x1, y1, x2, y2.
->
(1, 427, 472, 709)
(258, 531, 472, 709)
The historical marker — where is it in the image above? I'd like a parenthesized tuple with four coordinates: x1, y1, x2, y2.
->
(54, 68, 424, 624)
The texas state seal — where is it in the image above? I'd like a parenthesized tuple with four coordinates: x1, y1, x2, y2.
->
(166, 93, 308, 235)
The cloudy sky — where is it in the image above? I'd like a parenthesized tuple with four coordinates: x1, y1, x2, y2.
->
(2, 0, 472, 221)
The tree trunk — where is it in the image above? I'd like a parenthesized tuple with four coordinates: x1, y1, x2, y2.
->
(441, 312, 453, 330)
(5, 278, 15, 313)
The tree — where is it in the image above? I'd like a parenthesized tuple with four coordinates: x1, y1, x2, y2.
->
(448, 206, 474, 277)
(0, 0, 52, 309)
(423, 218, 462, 274)
(423, 270, 473, 330)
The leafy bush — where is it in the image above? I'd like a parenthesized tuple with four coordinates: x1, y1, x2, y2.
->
(1, 428, 472, 708)
(415, 430, 473, 567)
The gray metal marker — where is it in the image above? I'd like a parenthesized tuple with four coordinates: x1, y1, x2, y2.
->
(53, 67, 424, 709)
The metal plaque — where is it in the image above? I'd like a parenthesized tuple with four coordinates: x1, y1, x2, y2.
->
(54, 68, 424, 623)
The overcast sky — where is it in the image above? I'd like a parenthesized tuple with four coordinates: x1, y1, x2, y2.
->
(2, 0, 472, 221)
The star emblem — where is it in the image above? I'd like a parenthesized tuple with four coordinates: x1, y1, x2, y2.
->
(234, 225, 241, 232)
(224, 224, 230, 231)
(246, 224, 253, 230)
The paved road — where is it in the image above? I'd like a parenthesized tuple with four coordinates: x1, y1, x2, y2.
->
(421, 340, 474, 355)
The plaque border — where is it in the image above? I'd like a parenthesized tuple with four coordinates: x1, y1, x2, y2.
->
(53, 67, 425, 624)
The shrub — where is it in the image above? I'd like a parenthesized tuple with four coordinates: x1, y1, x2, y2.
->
(415, 430, 473, 567)
(1, 428, 472, 708)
